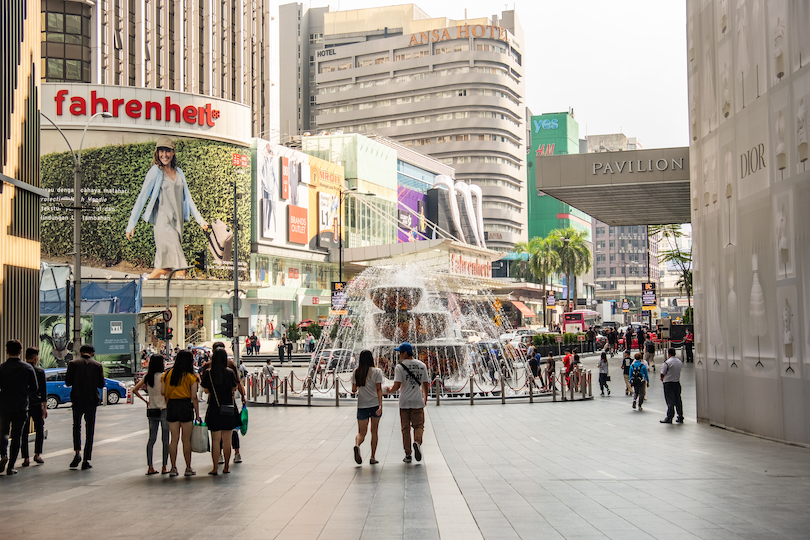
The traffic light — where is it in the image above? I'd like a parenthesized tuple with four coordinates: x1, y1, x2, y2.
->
(193, 249, 207, 273)
(221, 314, 234, 338)
(156, 322, 166, 340)
(166, 327, 174, 341)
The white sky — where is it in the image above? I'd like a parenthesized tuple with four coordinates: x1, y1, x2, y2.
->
(287, 0, 689, 149)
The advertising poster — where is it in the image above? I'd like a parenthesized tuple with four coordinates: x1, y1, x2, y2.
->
(40, 138, 250, 279)
(331, 281, 348, 316)
(642, 282, 657, 309)
(93, 314, 137, 356)
(254, 139, 344, 251)
(397, 186, 429, 242)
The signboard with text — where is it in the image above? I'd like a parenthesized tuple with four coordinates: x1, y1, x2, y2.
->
(330, 281, 348, 316)
(641, 283, 657, 310)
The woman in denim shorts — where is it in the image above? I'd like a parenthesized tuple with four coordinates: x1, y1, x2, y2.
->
(350, 350, 383, 465)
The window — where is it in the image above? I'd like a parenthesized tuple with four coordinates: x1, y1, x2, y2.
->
(42, 0, 92, 82)
(596, 227, 605, 235)
(610, 267, 616, 276)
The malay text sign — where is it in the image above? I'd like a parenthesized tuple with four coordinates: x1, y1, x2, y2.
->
(641, 283, 657, 310)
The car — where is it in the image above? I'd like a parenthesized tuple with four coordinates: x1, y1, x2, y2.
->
(498, 332, 518, 344)
(45, 368, 128, 409)
(313, 349, 355, 372)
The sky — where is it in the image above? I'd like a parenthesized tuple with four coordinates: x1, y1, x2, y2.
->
(287, 0, 689, 149)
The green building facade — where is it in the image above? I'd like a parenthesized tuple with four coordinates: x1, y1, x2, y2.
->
(527, 112, 592, 241)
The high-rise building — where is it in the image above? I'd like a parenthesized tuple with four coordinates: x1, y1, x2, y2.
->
(39, 0, 277, 136)
(586, 134, 659, 312)
(527, 111, 591, 241)
(279, 3, 527, 251)
(2, 0, 46, 356)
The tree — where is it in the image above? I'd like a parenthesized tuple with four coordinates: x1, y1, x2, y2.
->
(515, 237, 560, 325)
(650, 224, 693, 316)
(548, 227, 591, 312)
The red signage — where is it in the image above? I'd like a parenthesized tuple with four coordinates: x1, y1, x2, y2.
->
(281, 157, 290, 199)
(288, 268, 300, 279)
(232, 153, 249, 167)
(54, 89, 220, 126)
(288, 205, 308, 244)
(312, 297, 320, 305)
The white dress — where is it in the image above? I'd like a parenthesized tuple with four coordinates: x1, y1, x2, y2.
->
(774, 18, 786, 78)
(748, 254, 767, 337)
(776, 111, 786, 168)
(704, 37, 716, 119)
(153, 171, 187, 270)
(797, 99, 807, 161)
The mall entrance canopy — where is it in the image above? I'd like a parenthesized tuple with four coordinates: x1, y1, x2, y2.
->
(534, 147, 691, 225)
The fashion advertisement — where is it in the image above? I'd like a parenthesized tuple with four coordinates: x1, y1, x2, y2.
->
(252, 138, 344, 251)
(397, 186, 429, 243)
(40, 137, 250, 279)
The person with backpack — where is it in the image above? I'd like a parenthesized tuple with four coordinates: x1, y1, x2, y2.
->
(620, 350, 633, 395)
(644, 338, 656, 373)
(630, 352, 649, 411)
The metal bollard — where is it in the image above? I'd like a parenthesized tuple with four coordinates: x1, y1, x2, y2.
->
(470, 376, 474, 406)
(561, 373, 566, 401)
(586, 370, 592, 398)
(266, 375, 270, 404)
(283, 377, 288, 405)
(307, 377, 312, 406)
(500, 375, 505, 404)
(273, 375, 278, 405)
(102, 387, 108, 406)
(529, 375, 534, 403)
(335, 373, 340, 407)
(435, 377, 441, 406)
(581, 370, 587, 399)
(552, 374, 557, 402)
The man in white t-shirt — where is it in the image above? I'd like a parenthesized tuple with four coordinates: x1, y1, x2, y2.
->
(385, 342, 430, 463)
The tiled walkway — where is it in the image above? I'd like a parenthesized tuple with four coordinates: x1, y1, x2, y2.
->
(0, 355, 808, 540)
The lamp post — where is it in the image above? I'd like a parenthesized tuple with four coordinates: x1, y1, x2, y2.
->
(41, 111, 112, 358)
(338, 187, 375, 283)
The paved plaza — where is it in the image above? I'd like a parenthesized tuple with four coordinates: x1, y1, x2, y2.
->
(1, 355, 809, 540)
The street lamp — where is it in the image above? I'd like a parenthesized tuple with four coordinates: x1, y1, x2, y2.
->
(41, 111, 112, 359)
(338, 187, 375, 282)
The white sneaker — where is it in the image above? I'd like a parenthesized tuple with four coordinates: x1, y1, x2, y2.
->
(234, 452, 242, 464)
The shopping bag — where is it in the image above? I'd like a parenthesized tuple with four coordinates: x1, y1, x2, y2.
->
(191, 421, 210, 453)
(240, 404, 249, 436)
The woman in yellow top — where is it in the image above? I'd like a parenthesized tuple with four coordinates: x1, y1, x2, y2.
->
(162, 351, 200, 477)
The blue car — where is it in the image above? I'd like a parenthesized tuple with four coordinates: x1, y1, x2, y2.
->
(45, 368, 128, 409)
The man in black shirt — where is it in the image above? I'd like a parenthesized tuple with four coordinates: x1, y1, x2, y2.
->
(66, 344, 105, 470)
(21, 348, 47, 466)
(0, 340, 38, 475)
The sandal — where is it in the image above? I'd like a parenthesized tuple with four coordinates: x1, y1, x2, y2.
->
(146, 469, 159, 475)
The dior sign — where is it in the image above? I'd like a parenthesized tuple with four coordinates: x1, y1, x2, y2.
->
(740, 143, 766, 179)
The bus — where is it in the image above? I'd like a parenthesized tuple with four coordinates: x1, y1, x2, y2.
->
(562, 310, 602, 334)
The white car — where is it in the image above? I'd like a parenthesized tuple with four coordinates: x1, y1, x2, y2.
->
(499, 332, 518, 344)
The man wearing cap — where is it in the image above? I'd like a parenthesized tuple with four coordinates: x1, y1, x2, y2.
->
(125, 136, 208, 279)
(385, 342, 430, 463)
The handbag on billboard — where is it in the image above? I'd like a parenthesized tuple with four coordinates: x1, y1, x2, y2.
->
(206, 219, 233, 264)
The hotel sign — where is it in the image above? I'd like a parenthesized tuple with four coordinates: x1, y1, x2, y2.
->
(408, 24, 509, 46)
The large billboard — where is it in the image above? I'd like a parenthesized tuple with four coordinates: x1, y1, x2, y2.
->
(40, 137, 251, 279)
(397, 186, 429, 243)
(253, 139, 344, 251)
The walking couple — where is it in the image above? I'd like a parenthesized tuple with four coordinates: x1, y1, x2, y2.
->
(351, 342, 429, 465)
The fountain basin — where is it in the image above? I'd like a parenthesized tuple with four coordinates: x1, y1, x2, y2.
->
(373, 312, 448, 343)
(369, 287, 423, 312)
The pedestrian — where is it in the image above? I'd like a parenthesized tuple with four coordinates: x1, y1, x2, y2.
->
(385, 343, 429, 463)
(244, 336, 251, 356)
(252, 333, 261, 355)
(0, 340, 38, 475)
(586, 328, 596, 353)
(607, 328, 617, 356)
(545, 353, 556, 391)
(630, 352, 649, 411)
(637, 326, 646, 352)
(262, 359, 275, 382)
(684, 329, 694, 363)
(598, 352, 610, 396)
(644, 338, 656, 373)
(201, 342, 246, 465)
(620, 350, 633, 395)
(21, 347, 47, 467)
(528, 351, 540, 389)
(351, 350, 383, 465)
(201, 349, 240, 475)
(563, 349, 573, 384)
(66, 344, 105, 470)
(660, 347, 684, 424)
(624, 326, 633, 353)
(278, 334, 286, 364)
(285, 335, 293, 359)
(132, 354, 169, 475)
(162, 350, 201, 477)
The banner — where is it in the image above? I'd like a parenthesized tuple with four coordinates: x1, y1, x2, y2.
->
(94, 314, 137, 355)
(40, 138, 250, 279)
(331, 281, 348, 316)
(641, 283, 657, 310)
(397, 186, 429, 242)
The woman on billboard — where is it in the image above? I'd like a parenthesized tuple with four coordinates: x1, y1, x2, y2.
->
(125, 137, 207, 278)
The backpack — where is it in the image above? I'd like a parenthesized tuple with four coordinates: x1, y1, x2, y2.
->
(645, 340, 655, 354)
(630, 364, 645, 386)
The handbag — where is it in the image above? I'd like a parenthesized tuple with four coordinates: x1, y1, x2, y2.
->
(208, 372, 236, 416)
(191, 421, 210, 453)
(606, 375, 611, 381)
(240, 403, 249, 436)
(146, 408, 162, 418)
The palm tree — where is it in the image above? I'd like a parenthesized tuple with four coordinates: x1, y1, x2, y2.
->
(650, 224, 693, 315)
(515, 237, 560, 326)
(548, 227, 592, 312)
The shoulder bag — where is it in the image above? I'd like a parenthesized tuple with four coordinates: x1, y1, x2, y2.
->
(208, 372, 236, 416)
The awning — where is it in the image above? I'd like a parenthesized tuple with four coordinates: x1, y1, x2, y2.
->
(511, 300, 535, 318)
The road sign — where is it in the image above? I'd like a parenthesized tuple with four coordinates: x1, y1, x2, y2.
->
(228, 296, 242, 312)
(577, 335, 586, 341)
(493, 299, 502, 311)
(555, 335, 564, 343)
(162, 310, 172, 322)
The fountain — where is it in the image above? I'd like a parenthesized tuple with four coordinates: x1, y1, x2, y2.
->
(307, 262, 532, 398)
